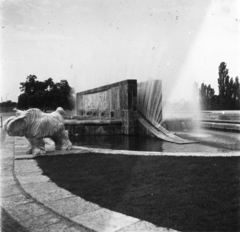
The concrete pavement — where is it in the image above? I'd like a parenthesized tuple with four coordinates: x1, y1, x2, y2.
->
(1, 136, 177, 232)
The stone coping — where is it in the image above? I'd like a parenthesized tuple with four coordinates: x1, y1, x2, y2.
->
(2, 137, 178, 232)
(14, 144, 240, 160)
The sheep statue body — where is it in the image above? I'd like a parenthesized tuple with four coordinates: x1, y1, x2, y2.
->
(3, 107, 72, 155)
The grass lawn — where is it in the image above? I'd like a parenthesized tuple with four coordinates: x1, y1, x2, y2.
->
(36, 153, 240, 232)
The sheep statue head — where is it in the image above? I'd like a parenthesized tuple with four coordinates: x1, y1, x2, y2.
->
(3, 107, 72, 155)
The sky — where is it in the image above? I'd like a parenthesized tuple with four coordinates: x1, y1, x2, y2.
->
(0, 0, 239, 103)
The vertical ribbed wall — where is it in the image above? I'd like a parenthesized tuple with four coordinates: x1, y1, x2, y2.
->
(137, 80, 162, 127)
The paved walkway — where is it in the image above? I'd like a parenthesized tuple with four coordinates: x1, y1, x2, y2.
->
(1, 136, 177, 232)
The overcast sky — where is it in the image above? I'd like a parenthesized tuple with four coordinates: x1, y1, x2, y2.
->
(1, 0, 239, 103)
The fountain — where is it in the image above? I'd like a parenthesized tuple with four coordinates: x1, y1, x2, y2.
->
(3, 80, 239, 232)
(3, 78, 238, 153)
(64, 78, 240, 151)
(64, 79, 199, 148)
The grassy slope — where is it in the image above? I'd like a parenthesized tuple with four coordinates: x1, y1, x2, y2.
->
(36, 154, 240, 232)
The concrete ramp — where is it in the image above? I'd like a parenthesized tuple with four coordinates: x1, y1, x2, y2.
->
(138, 80, 195, 144)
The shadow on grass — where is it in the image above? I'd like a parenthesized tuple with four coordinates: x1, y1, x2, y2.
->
(36, 154, 240, 232)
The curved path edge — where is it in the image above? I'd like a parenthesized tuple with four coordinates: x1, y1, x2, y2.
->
(1, 137, 93, 232)
(1, 136, 178, 232)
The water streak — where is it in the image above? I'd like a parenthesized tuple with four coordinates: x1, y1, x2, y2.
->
(137, 80, 162, 127)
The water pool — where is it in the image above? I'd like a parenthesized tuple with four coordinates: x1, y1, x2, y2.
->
(69, 134, 229, 153)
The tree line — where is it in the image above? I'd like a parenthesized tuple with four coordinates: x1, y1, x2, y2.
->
(17, 75, 75, 111)
(1, 64, 239, 112)
(199, 62, 240, 110)
(0, 101, 17, 108)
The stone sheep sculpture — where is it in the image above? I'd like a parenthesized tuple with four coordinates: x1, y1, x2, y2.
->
(3, 107, 72, 155)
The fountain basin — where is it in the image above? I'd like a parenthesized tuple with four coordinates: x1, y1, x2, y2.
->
(69, 129, 238, 153)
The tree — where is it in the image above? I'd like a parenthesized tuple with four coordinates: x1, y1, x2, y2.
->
(199, 83, 215, 110)
(17, 75, 75, 111)
(232, 76, 240, 109)
(218, 62, 228, 108)
(17, 93, 28, 109)
(218, 62, 240, 110)
(0, 100, 17, 108)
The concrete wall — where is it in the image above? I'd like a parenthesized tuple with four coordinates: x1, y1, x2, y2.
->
(74, 80, 138, 135)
